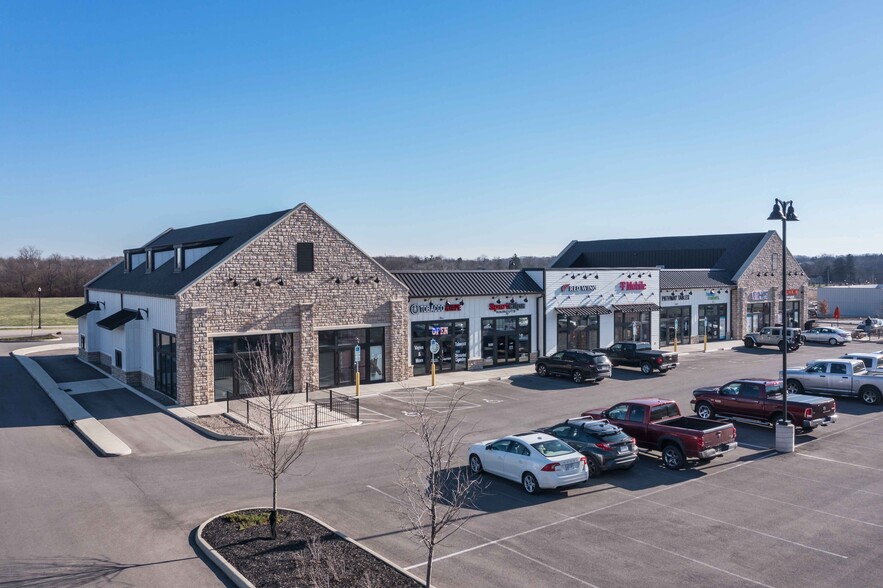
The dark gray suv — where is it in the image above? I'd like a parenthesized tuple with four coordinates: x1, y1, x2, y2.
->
(535, 418, 638, 477)
(534, 350, 612, 384)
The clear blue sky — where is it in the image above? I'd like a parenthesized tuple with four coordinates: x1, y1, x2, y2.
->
(2, 1, 881, 259)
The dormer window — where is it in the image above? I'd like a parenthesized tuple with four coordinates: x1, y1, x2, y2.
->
(183, 245, 218, 268)
(130, 252, 147, 270)
(153, 249, 175, 269)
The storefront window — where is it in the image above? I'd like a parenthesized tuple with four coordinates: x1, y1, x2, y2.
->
(212, 333, 293, 401)
(660, 307, 690, 346)
(318, 328, 385, 388)
(700, 304, 729, 340)
(785, 301, 800, 328)
(557, 315, 600, 351)
(481, 317, 531, 367)
(615, 311, 650, 343)
(745, 303, 770, 334)
(153, 331, 177, 399)
(411, 320, 468, 375)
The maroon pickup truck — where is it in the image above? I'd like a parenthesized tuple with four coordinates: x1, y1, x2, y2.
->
(691, 378, 838, 432)
(582, 399, 737, 470)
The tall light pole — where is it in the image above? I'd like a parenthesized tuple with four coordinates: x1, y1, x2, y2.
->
(37, 287, 42, 330)
(768, 198, 798, 453)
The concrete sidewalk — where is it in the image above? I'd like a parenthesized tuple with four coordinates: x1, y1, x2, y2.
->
(334, 338, 744, 398)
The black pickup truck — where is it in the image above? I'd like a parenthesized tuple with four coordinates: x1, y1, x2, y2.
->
(595, 342, 678, 375)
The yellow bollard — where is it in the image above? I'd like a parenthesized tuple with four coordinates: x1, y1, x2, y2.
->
(703, 333, 707, 352)
(673, 338, 678, 353)
(431, 362, 436, 387)
(355, 371, 360, 396)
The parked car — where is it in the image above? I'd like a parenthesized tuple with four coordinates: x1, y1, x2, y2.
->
(841, 353, 883, 374)
(691, 378, 837, 432)
(595, 342, 678, 374)
(581, 399, 737, 470)
(784, 358, 883, 405)
(467, 432, 588, 494)
(858, 318, 883, 331)
(743, 326, 801, 351)
(534, 349, 612, 383)
(801, 327, 852, 346)
(534, 418, 638, 477)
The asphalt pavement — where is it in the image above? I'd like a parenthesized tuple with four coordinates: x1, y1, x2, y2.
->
(3, 336, 883, 587)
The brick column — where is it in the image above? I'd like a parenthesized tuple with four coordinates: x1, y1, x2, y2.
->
(389, 299, 409, 381)
(298, 303, 315, 393)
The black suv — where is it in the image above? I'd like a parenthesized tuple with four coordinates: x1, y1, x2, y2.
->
(534, 418, 638, 477)
(534, 349, 611, 384)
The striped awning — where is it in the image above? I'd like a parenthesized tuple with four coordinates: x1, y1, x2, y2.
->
(612, 303, 661, 313)
(556, 306, 612, 317)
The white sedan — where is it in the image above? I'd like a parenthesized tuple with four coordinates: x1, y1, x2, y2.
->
(801, 327, 852, 345)
(468, 432, 588, 494)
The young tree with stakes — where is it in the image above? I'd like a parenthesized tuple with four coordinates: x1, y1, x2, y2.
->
(240, 335, 309, 539)
(397, 388, 483, 587)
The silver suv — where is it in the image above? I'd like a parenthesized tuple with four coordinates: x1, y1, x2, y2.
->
(744, 326, 801, 351)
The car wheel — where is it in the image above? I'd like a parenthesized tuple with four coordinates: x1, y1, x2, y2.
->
(536, 364, 548, 377)
(695, 402, 715, 420)
(572, 370, 585, 384)
(778, 341, 786, 352)
(860, 386, 881, 405)
(800, 335, 807, 344)
(786, 379, 803, 394)
(640, 362, 652, 375)
(828, 338, 838, 346)
(743, 338, 755, 348)
(661, 445, 685, 470)
(522, 472, 539, 494)
(586, 457, 601, 478)
(469, 454, 483, 475)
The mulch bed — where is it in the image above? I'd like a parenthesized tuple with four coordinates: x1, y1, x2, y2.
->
(190, 414, 256, 437)
(201, 509, 422, 588)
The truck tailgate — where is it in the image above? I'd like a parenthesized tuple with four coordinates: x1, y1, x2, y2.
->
(702, 425, 736, 448)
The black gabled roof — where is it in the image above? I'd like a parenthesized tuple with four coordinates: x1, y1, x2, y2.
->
(86, 209, 290, 297)
(660, 270, 733, 290)
(392, 270, 542, 298)
(552, 232, 768, 278)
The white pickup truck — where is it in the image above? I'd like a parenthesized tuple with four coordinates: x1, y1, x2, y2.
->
(841, 353, 883, 374)
(784, 358, 883, 405)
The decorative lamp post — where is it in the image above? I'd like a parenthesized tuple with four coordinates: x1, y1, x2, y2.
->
(768, 198, 798, 453)
(37, 287, 42, 330)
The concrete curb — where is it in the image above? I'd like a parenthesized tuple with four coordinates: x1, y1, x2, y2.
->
(196, 508, 425, 587)
(11, 346, 132, 457)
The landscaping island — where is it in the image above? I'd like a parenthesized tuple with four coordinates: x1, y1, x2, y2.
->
(199, 509, 422, 588)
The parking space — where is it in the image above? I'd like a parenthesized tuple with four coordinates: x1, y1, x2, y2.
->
(346, 343, 883, 588)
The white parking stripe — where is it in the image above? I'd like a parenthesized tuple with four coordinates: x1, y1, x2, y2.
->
(574, 518, 774, 588)
(742, 463, 883, 498)
(630, 494, 848, 559)
(695, 479, 883, 529)
(796, 452, 883, 472)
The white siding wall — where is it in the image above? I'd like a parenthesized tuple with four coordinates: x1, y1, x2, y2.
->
(79, 290, 176, 376)
(407, 294, 543, 363)
(544, 269, 662, 353)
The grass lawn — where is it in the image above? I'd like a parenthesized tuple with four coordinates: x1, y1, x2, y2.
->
(0, 297, 81, 327)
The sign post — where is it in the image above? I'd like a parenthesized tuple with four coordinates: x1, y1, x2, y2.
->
(429, 338, 440, 387)
(673, 318, 679, 353)
(703, 317, 708, 353)
(354, 343, 361, 396)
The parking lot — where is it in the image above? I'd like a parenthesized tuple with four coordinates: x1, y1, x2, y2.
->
(342, 341, 883, 588)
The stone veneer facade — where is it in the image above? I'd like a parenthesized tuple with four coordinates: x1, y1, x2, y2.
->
(732, 232, 809, 341)
(175, 205, 410, 406)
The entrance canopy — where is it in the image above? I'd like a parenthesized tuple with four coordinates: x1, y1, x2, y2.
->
(556, 306, 612, 317)
(97, 309, 140, 330)
(612, 303, 661, 312)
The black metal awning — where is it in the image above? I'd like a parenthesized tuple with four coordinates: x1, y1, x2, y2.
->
(612, 303, 661, 313)
(556, 306, 612, 317)
(65, 302, 97, 319)
(97, 309, 140, 330)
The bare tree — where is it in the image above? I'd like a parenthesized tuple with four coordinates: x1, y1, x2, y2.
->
(397, 389, 483, 587)
(239, 334, 310, 539)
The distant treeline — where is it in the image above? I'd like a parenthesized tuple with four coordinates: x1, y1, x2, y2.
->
(374, 253, 556, 271)
(796, 253, 883, 285)
(0, 246, 120, 298)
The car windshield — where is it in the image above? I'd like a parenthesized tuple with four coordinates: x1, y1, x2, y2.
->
(531, 439, 574, 458)
(590, 427, 629, 441)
